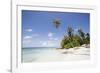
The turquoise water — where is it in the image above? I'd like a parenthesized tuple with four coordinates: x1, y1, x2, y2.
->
(22, 47, 59, 62)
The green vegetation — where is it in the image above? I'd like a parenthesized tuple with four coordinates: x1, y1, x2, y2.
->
(61, 26, 90, 49)
(53, 19, 90, 49)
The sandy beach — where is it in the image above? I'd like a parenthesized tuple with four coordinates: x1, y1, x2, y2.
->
(22, 46, 90, 62)
(57, 47, 90, 61)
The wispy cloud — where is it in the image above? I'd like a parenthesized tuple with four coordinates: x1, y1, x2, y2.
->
(24, 36, 32, 39)
(26, 29, 33, 32)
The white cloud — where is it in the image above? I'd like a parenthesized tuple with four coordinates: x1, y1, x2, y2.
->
(23, 33, 39, 39)
(26, 29, 32, 32)
(24, 36, 32, 39)
(48, 32, 58, 41)
(48, 32, 53, 37)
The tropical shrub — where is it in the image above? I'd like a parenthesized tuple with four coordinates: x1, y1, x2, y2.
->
(64, 43, 73, 49)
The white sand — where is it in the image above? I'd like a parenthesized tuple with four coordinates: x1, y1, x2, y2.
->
(33, 47, 90, 62)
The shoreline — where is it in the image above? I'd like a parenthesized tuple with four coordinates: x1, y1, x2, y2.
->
(22, 45, 90, 62)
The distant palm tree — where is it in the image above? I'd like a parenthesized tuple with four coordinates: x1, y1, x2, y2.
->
(53, 18, 61, 29)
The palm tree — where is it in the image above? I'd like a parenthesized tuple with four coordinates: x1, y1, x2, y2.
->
(85, 33, 90, 44)
(67, 26, 74, 40)
(86, 33, 90, 38)
(78, 28, 85, 44)
(53, 18, 61, 29)
(78, 29, 85, 39)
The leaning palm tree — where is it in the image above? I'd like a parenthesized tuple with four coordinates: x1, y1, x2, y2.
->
(53, 18, 61, 29)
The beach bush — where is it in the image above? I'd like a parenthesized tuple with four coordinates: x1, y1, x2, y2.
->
(64, 43, 73, 49)
(64, 41, 74, 48)
(61, 36, 70, 48)
(63, 40, 80, 49)
(72, 40, 80, 47)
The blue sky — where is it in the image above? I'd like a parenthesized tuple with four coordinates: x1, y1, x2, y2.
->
(22, 10, 90, 48)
